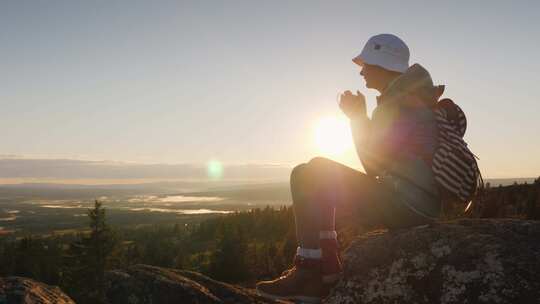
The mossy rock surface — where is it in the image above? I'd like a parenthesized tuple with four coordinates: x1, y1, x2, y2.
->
(325, 219, 540, 304)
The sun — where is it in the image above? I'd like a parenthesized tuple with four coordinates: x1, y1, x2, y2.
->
(313, 115, 354, 158)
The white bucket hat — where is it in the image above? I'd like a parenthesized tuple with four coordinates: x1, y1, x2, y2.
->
(352, 34, 410, 73)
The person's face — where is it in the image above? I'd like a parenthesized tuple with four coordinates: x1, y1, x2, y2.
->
(359, 63, 386, 90)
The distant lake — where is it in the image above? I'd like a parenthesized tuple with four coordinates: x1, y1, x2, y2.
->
(484, 178, 536, 186)
(125, 207, 232, 214)
(126, 195, 224, 203)
(25, 194, 231, 215)
(0, 192, 251, 236)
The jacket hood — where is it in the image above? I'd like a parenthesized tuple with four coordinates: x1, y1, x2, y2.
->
(381, 64, 443, 106)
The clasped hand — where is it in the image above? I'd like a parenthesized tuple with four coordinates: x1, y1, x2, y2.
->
(339, 90, 367, 120)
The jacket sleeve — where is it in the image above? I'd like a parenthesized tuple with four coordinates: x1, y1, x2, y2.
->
(350, 117, 378, 176)
(351, 104, 414, 177)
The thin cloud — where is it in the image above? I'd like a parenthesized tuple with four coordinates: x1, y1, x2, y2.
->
(0, 158, 292, 181)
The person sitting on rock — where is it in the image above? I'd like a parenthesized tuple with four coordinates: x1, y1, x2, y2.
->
(256, 33, 443, 303)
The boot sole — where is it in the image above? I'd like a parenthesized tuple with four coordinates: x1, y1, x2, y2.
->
(256, 289, 321, 303)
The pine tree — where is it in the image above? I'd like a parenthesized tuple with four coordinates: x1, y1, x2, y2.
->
(208, 226, 249, 282)
(64, 200, 117, 304)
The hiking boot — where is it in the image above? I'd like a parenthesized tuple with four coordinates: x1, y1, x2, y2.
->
(320, 238, 343, 284)
(256, 256, 323, 303)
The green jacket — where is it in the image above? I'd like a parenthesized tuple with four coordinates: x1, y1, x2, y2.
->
(352, 64, 442, 219)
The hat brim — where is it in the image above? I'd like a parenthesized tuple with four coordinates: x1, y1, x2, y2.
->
(352, 55, 408, 73)
(352, 56, 364, 66)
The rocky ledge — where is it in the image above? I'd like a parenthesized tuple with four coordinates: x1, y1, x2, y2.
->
(326, 218, 540, 304)
(0, 277, 75, 304)
(104, 264, 287, 304)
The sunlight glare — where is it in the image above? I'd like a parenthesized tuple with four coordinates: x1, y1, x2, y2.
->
(313, 116, 354, 158)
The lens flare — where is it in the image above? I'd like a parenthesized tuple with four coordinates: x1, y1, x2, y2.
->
(314, 116, 353, 157)
(207, 159, 223, 180)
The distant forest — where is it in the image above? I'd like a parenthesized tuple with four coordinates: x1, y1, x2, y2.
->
(0, 178, 539, 303)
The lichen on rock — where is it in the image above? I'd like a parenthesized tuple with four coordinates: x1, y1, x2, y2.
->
(325, 219, 540, 304)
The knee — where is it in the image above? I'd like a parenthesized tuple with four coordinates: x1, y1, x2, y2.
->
(308, 156, 330, 168)
(291, 157, 330, 185)
(290, 163, 307, 184)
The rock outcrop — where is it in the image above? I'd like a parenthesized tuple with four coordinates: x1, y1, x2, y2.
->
(104, 219, 540, 304)
(104, 264, 285, 304)
(0, 277, 75, 304)
(325, 219, 540, 304)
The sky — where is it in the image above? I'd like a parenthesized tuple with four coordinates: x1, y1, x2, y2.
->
(1, 0, 539, 180)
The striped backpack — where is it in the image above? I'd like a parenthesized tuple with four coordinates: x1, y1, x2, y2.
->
(432, 98, 483, 213)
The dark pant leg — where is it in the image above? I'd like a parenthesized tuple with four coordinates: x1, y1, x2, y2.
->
(290, 163, 321, 248)
(290, 157, 395, 249)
